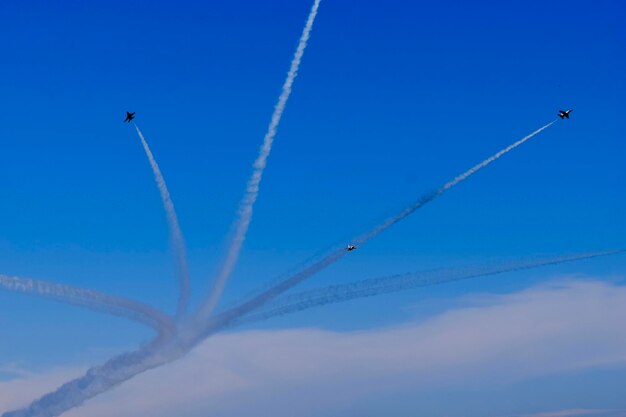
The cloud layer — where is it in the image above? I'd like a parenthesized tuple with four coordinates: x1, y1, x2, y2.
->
(3, 279, 626, 417)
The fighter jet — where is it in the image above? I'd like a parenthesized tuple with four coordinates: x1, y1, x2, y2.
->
(124, 111, 136, 123)
(558, 109, 572, 119)
(346, 245, 357, 251)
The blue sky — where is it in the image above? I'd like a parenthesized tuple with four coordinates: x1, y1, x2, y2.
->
(0, 0, 625, 416)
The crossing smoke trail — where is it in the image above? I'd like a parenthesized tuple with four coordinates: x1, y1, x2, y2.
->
(3, 250, 620, 417)
(199, 0, 322, 320)
(134, 124, 191, 318)
(196, 120, 560, 328)
(240, 250, 625, 324)
(1, 119, 558, 417)
(0, 274, 174, 334)
(0, 2, 325, 415)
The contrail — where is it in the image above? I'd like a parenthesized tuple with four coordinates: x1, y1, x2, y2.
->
(198, 120, 559, 328)
(2, 119, 558, 417)
(4, 248, 620, 417)
(0, 341, 171, 417)
(241, 250, 625, 323)
(133, 123, 191, 318)
(0, 2, 324, 414)
(353, 120, 557, 245)
(198, 0, 322, 320)
(0, 274, 174, 334)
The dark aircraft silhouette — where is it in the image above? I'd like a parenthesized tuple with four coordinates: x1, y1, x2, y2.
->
(124, 112, 136, 123)
(558, 109, 572, 119)
(346, 245, 357, 251)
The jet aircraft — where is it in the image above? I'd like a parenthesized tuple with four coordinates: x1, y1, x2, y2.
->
(346, 245, 357, 251)
(124, 111, 136, 123)
(558, 109, 572, 119)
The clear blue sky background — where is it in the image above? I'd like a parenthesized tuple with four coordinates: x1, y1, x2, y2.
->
(0, 0, 624, 413)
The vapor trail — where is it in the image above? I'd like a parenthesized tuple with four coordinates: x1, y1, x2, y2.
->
(134, 123, 191, 318)
(199, 0, 322, 320)
(4, 249, 619, 417)
(2, 119, 558, 417)
(241, 250, 625, 323)
(199, 120, 559, 328)
(0, 3, 324, 415)
(353, 120, 557, 245)
(0, 341, 173, 417)
(0, 274, 174, 334)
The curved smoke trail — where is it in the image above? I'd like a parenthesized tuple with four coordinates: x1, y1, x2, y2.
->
(1, 119, 558, 417)
(134, 123, 191, 318)
(4, 249, 619, 417)
(241, 250, 625, 323)
(199, 0, 322, 320)
(0, 274, 174, 334)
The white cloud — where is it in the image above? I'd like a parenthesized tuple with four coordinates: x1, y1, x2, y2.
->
(520, 409, 614, 417)
(3, 279, 626, 417)
(0, 366, 85, 412)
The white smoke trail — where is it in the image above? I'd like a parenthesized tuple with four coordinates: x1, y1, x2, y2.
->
(0, 3, 324, 415)
(353, 120, 557, 244)
(198, 0, 322, 320)
(4, 245, 619, 417)
(134, 123, 191, 318)
(0, 274, 174, 334)
(241, 250, 625, 323)
(2, 119, 558, 417)
(0, 341, 172, 417)
(196, 120, 560, 325)
(6, 249, 618, 417)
